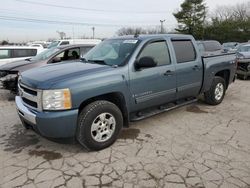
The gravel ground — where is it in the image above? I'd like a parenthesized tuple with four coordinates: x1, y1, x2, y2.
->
(0, 80, 249, 188)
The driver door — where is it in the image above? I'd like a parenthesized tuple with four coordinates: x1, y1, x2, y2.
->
(129, 39, 177, 111)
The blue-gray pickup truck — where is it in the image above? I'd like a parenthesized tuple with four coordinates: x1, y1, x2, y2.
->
(16, 34, 236, 150)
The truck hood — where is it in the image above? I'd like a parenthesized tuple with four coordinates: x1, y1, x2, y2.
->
(21, 62, 112, 89)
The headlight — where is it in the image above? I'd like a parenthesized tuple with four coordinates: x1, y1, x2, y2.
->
(42, 89, 72, 110)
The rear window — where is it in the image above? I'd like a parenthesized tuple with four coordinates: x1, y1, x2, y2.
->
(203, 41, 222, 52)
(0, 49, 11, 59)
(13, 49, 37, 58)
(172, 40, 196, 63)
(60, 41, 70, 45)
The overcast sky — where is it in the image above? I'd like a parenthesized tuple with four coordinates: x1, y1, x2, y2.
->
(0, 0, 248, 42)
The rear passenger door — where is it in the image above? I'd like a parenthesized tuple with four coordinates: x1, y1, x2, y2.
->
(171, 39, 203, 99)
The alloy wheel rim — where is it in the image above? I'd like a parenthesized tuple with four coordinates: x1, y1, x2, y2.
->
(214, 83, 224, 101)
(91, 113, 116, 142)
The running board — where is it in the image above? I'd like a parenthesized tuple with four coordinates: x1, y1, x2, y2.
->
(130, 98, 198, 121)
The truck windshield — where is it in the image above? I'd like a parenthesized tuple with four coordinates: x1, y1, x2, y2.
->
(30, 48, 60, 61)
(83, 39, 140, 66)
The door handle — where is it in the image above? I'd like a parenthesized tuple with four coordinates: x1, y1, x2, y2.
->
(193, 65, 200, 71)
(164, 70, 173, 76)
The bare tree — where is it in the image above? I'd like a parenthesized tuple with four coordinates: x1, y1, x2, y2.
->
(232, 2, 250, 20)
(116, 27, 147, 36)
(116, 26, 165, 36)
(213, 6, 234, 21)
(213, 1, 250, 21)
(56, 31, 66, 39)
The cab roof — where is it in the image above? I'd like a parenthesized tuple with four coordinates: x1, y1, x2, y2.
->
(109, 34, 194, 41)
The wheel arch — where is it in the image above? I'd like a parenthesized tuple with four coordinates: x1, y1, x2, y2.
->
(215, 69, 230, 89)
(78, 92, 129, 127)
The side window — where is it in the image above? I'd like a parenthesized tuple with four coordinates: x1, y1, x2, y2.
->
(0, 49, 10, 59)
(60, 41, 70, 46)
(13, 49, 37, 58)
(138, 41, 171, 66)
(50, 51, 65, 63)
(172, 40, 196, 63)
(67, 48, 80, 60)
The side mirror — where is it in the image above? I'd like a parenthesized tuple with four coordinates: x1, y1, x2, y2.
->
(135, 56, 157, 70)
(52, 57, 61, 63)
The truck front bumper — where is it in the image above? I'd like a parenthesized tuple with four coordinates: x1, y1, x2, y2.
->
(15, 96, 79, 138)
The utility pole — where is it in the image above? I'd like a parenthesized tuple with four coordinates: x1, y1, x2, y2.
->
(72, 25, 75, 39)
(160, 20, 166, 34)
(92, 27, 95, 39)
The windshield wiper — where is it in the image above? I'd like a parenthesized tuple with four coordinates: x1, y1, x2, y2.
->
(88, 59, 108, 66)
(25, 58, 31, 61)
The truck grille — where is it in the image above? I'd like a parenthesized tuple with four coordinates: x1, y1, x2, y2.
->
(18, 83, 41, 111)
(19, 84, 37, 96)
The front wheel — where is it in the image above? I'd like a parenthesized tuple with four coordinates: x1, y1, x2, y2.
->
(76, 100, 123, 151)
(204, 76, 226, 105)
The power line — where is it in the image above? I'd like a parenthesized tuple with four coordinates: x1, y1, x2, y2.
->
(0, 15, 174, 27)
(15, 0, 171, 14)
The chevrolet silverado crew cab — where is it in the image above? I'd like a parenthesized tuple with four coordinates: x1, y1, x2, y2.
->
(16, 34, 236, 151)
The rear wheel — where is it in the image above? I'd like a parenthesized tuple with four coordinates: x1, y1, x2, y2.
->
(204, 76, 226, 105)
(76, 100, 123, 151)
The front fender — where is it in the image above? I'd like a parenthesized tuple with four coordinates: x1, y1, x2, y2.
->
(70, 74, 130, 109)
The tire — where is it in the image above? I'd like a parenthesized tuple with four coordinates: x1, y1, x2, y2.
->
(204, 76, 226, 105)
(76, 100, 123, 151)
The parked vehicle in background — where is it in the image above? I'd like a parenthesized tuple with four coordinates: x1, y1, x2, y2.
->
(47, 39, 101, 49)
(0, 46, 44, 66)
(27, 41, 48, 48)
(16, 34, 236, 151)
(0, 44, 96, 92)
(236, 43, 250, 80)
(197, 40, 223, 56)
(222, 42, 239, 53)
(29, 44, 45, 49)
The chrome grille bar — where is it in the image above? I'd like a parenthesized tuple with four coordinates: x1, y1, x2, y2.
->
(18, 83, 42, 111)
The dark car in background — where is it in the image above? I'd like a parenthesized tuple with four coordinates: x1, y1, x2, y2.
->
(197, 40, 223, 56)
(236, 43, 250, 80)
(0, 44, 96, 92)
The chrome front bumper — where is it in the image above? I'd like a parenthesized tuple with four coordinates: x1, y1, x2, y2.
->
(15, 96, 36, 125)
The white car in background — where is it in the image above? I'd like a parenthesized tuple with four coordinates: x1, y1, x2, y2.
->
(48, 39, 101, 48)
(0, 46, 44, 66)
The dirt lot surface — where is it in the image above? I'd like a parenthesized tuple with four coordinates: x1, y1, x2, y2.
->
(0, 80, 249, 188)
